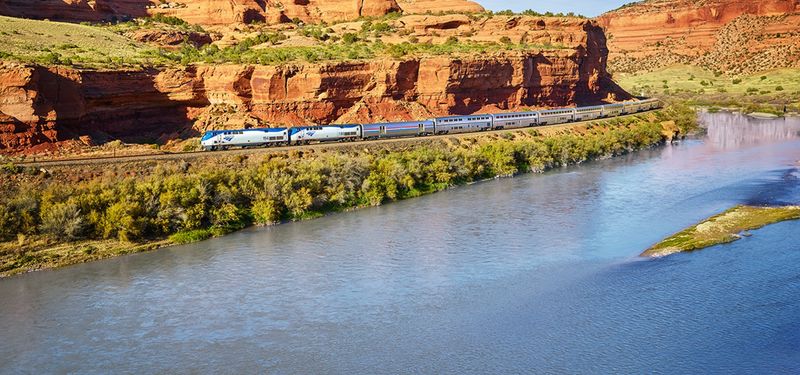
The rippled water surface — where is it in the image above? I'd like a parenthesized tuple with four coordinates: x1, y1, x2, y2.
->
(1, 113, 800, 373)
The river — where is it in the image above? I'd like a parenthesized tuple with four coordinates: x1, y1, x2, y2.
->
(1, 112, 799, 374)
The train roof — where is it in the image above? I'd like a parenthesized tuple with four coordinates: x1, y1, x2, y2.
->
(362, 120, 434, 126)
(294, 124, 360, 128)
(539, 107, 576, 113)
(493, 111, 538, 117)
(203, 127, 287, 134)
(434, 114, 492, 120)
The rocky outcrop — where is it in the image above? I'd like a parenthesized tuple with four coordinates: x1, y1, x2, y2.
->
(0, 0, 483, 26)
(0, 24, 628, 153)
(0, 16, 628, 154)
(128, 29, 213, 48)
(598, 0, 800, 74)
(0, 64, 210, 152)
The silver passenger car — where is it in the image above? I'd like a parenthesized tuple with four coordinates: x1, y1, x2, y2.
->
(433, 115, 492, 135)
(601, 103, 624, 117)
(538, 108, 575, 125)
(361, 120, 434, 139)
(574, 105, 604, 121)
(492, 111, 538, 130)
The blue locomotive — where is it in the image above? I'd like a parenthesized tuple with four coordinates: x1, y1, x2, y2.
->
(201, 99, 661, 151)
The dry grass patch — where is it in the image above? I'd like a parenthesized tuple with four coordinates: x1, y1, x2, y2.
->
(643, 205, 800, 257)
(0, 15, 160, 68)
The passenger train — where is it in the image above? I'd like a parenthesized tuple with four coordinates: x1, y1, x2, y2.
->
(201, 99, 661, 151)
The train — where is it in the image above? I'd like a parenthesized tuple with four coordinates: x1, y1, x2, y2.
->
(200, 98, 661, 151)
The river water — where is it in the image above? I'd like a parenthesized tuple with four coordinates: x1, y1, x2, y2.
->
(1, 112, 799, 374)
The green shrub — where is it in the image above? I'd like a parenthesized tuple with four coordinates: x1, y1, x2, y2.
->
(0, 194, 40, 241)
(251, 198, 282, 225)
(732, 78, 742, 84)
(150, 14, 189, 27)
(776, 86, 784, 91)
(40, 202, 86, 241)
(103, 200, 149, 242)
(342, 33, 359, 44)
(41, 52, 62, 65)
(211, 202, 248, 232)
(1, 163, 22, 174)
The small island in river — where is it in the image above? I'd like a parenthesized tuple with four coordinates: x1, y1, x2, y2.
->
(643, 205, 800, 257)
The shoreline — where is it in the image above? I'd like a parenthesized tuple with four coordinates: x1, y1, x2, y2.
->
(0, 107, 698, 278)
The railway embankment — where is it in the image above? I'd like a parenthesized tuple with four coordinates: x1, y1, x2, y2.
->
(0, 105, 698, 277)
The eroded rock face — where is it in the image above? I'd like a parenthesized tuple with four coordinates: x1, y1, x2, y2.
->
(395, 0, 483, 15)
(598, 0, 800, 73)
(0, 19, 628, 154)
(0, 63, 210, 152)
(0, 0, 483, 25)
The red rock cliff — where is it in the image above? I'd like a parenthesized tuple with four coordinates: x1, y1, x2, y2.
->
(597, 0, 800, 73)
(0, 19, 628, 154)
(0, 0, 483, 25)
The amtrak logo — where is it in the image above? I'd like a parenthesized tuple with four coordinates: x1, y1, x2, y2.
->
(224, 136, 234, 141)
(306, 131, 315, 137)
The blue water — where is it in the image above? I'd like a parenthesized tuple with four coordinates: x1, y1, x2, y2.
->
(1, 112, 799, 374)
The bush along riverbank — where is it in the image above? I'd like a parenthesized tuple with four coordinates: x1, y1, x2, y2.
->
(0, 105, 698, 277)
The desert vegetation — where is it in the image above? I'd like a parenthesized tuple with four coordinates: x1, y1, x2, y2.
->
(0, 15, 158, 68)
(618, 65, 800, 114)
(0, 12, 573, 69)
(0, 106, 697, 276)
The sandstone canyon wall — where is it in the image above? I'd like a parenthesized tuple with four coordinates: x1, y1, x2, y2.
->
(0, 0, 484, 25)
(598, 0, 800, 74)
(0, 19, 629, 154)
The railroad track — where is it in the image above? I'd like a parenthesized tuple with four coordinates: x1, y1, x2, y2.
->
(12, 111, 657, 168)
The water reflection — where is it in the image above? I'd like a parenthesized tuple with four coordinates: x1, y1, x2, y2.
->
(0, 112, 799, 373)
(702, 112, 800, 150)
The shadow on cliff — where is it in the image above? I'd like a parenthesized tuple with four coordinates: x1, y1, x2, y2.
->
(31, 66, 208, 148)
(0, 0, 157, 23)
(573, 22, 634, 105)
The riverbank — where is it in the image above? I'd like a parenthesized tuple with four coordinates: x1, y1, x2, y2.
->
(642, 205, 800, 257)
(0, 105, 698, 277)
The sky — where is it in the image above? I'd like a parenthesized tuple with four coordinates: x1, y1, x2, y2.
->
(475, 0, 634, 17)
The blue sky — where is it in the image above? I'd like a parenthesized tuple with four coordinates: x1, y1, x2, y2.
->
(475, 0, 634, 17)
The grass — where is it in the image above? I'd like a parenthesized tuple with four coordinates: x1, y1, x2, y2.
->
(617, 65, 800, 97)
(169, 229, 213, 244)
(616, 65, 800, 114)
(0, 238, 171, 277)
(0, 14, 571, 69)
(0, 15, 161, 68)
(642, 205, 800, 257)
